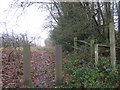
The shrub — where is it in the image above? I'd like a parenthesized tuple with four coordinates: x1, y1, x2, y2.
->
(62, 52, 120, 88)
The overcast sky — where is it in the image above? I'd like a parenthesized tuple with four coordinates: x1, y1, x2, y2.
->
(0, 0, 51, 46)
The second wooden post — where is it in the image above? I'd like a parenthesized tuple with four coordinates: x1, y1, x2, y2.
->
(55, 45, 62, 85)
(109, 22, 116, 70)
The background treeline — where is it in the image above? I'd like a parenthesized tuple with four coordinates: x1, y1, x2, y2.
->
(49, 2, 120, 51)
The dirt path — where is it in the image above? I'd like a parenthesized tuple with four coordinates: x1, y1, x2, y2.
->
(31, 51, 48, 88)
(31, 49, 55, 88)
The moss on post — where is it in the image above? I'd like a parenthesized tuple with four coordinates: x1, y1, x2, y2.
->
(74, 37, 77, 51)
(95, 44, 98, 66)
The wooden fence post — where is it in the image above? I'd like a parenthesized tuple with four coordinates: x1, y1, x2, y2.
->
(90, 40, 94, 61)
(23, 37, 31, 85)
(95, 44, 98, 66)
(55, 45, 62, 85)
(74, 37, 77, 51)
(109, 22, 116, 70)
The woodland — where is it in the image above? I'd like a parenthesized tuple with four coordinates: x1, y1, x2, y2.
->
(1, 1, 120, 88)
